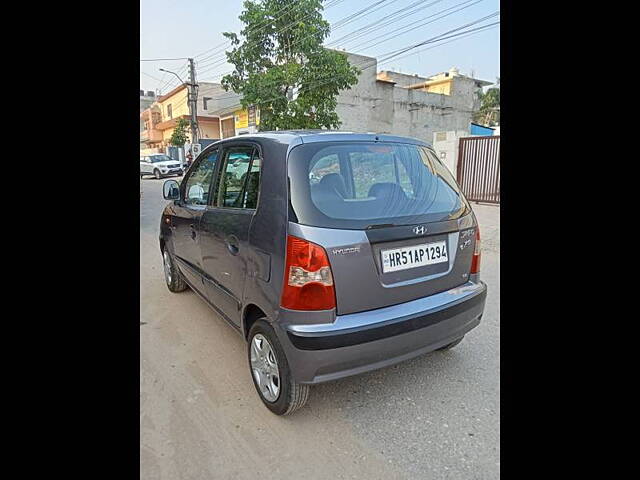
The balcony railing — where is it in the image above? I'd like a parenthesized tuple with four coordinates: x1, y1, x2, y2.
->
(140, 129, 163, 143)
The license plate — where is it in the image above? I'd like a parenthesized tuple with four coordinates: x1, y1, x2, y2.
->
(381, 241, 448, 273)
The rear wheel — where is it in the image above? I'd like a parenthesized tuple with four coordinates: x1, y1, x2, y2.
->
(248, 320, 309, 415)
(437, 336, 464, 351)
(162, 248, 187, 292)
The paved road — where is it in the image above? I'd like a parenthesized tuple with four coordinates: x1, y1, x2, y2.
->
(140, 176, 500, 480)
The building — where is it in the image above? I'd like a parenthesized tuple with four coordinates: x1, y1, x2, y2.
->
(140, 82, 229, 151)
(140, 82, 259, 151)
(335, 51, 492, 144)
(141, 50, 490, 152)
(152, 82, 223, 148)
(140, 90, 156, 149)
(140, 89, 155, 112)
(204, 86, 260, 138)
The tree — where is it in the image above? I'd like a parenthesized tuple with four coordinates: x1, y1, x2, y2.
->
(169, 118, 189, 147)
(221, 0, 360, 131)
(473, 77, 500, 126)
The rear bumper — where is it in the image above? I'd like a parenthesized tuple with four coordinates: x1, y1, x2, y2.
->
(274, 281, 487, 384)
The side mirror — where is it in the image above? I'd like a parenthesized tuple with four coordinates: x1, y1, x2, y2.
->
(163, 179, 180, 200)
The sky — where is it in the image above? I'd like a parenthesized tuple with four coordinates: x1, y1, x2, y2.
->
(140, 0, 500, 95)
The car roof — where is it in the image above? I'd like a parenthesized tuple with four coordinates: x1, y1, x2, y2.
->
(214, 130, 432, 148)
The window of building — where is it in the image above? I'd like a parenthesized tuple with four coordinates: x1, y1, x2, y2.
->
(167, 104, 172, 119)
(203, 97, 212, 110)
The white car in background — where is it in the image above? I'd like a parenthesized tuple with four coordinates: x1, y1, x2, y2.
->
(140, 154, 184, 179)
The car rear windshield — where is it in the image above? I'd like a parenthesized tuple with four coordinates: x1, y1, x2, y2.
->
(287, 142, 470, 229)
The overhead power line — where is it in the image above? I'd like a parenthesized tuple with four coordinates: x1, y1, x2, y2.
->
(194, 0, 348, 61)
(201, 3, 495, 85)
(146, 6, 499, 121)
(197, 0, 443, 81)
(140, 57, 189, 62)
(348, 0, 485, 52)
(194, 0, 365, 73)
(331, 0, 398, 30)
(378, 22, 497, 66)
(201, 17, 499, 106)
(327, 0, 448, 47)
(141, 71, 165, 83)
(201, 24, 498, 117)
(194, 0, 311, 59)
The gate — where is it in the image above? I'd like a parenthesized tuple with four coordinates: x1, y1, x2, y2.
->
(456, 136, 500, 204)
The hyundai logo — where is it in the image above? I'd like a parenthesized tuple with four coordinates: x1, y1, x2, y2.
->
(413, 225, 427, 235)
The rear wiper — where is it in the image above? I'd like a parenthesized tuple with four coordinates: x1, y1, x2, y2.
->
(365, 223, 396, 230)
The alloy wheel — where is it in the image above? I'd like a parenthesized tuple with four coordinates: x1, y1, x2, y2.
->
(163, 250, 172, 284)
(250, 334, 280, 402)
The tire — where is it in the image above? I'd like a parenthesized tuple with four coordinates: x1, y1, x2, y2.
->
(437, 336, 464, 351)
(153, 169, 162, 179)
(140, 172, 144, 179)
(162, 248, 188, 293)
(248, 320, 310, 416)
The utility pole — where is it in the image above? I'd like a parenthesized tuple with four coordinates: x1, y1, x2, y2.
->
(188, 58, 199, 145)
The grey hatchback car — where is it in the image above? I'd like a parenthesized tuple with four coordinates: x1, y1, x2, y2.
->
(160, 131, 486, 415)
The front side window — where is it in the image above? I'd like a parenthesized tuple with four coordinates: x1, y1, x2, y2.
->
(183, 149, 218, 205)
(215, 146, 261, 209)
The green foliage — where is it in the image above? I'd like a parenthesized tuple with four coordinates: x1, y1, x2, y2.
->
(169, 118, 190, 147)
(221, 0, 360, 130)
(474, 78, 500, 126)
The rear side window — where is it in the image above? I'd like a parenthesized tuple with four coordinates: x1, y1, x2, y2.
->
(288, 142, 469, 229)
(215, 146, 261, 209)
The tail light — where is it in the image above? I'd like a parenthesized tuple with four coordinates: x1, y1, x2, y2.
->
(470, 227, 481, 274)
(281, 235, 336, 311)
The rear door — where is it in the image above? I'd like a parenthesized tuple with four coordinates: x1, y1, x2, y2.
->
(170, 148, 219, 288)
(288, 141, 476, 315)
(199, 143, 262, 325)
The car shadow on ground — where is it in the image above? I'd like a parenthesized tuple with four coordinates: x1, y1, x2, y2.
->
(171, 284, 471, 421)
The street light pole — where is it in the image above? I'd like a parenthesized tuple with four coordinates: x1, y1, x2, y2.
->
(187, 58, 199, 145)
(158, 68, 185, 86)
(159, 61, 199, 146)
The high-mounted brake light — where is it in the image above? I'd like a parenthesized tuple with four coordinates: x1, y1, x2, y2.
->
(470, 227, 481, 274)
(281, 235, 336, 311)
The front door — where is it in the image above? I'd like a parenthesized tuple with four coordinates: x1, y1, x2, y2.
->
(199, 144, 262, 325)
(221, 117, 235, 138)
(171, 148, 219, 290)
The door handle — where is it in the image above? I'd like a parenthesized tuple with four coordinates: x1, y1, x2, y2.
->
(226, 235, 240, 255)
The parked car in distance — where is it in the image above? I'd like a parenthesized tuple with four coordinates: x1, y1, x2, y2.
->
(159, 131, 487, 415)
(140, 154, 183, 179)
